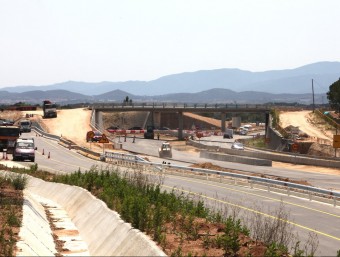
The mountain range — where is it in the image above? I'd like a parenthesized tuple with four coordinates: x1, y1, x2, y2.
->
(0, 61, 339, 104)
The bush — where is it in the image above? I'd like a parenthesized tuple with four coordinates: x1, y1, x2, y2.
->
(11, 175, 27, 190)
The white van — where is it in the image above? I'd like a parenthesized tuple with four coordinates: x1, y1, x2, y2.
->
(19, 120, 32, 133)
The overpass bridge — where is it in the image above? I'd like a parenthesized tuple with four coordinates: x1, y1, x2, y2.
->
(91, 103, 271, 139)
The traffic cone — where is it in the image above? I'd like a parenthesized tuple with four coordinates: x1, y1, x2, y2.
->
(48, 152, 50, 159)
(42, 149, 45, 155)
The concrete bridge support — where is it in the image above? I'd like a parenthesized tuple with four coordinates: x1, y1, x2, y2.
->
(153, 111, 161, 128)
(178, 111, 184, 140)
(221, 112, 226, 132)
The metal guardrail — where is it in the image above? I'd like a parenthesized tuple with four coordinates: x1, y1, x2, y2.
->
(104, 151, 340, 206)
(92, 102, 270, 110)
(29, 120, 340, 206)
(31, 123, 61, 141)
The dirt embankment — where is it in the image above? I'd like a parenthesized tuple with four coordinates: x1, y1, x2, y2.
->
(279, 110, 339, 157)
(35, 108, 93, 148)
(279, 111, 334, 140)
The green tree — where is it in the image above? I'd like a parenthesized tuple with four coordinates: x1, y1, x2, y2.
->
(327, 78, 340, 113)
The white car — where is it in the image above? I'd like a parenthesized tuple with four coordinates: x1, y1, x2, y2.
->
(231, 142, 244, 150)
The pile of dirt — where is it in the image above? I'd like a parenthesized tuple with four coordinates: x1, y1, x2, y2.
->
(0, 110, 22, 123)
(307, 142, 337, 157)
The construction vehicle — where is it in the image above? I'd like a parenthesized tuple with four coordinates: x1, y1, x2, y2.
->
(144, 125, 155, 139)
(158, 141, 172, 158)
(42, 100, 57, 118)
(0, 125, 20, 153)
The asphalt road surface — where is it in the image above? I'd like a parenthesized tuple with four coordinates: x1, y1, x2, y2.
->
(3, 132, 340, 255)
(120, 136, 340, 191)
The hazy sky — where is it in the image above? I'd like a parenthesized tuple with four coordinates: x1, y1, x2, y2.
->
(1, 0, 339, 87)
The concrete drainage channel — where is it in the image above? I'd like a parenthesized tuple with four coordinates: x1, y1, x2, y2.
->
(2, 171, 166, 256)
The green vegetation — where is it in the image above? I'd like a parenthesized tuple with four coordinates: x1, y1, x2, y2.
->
(327, 79, 340, 113)
(270, 109, 280, 128)
(50, 166, 310, 256)
(244, 135, 266, 148)
(0, 163, 323, 256)
(0, 174, 24, 257)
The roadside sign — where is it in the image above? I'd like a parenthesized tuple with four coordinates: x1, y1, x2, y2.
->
(87, 131, 94, 140)
(333, 135, 340, 148)
(291, 143, 299, 152)
(99, 134, 109, 143)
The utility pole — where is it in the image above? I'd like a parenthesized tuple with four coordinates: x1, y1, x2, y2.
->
(312, 79, 315, 113)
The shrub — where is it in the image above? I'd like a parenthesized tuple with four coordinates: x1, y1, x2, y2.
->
(11, 174, 27, 190)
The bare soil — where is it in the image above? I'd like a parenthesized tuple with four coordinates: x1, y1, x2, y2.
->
(279, 110, 334, 140)
(37, 108, 93, 147)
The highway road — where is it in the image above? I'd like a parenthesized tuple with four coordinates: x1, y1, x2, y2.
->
(118, 135, 340, 191)
(3, 132, 340, 255)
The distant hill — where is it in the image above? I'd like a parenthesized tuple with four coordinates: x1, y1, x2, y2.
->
(1, 61, 339, 96)
(0, 90, 92, 104)
(0, 88, 325, 105)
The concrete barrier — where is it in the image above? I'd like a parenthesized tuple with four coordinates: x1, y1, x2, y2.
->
(200, 150, 272, 166)
(16, 191, 57, 256)
(188, 139, 340, 169)
(26, 175, 166, 256)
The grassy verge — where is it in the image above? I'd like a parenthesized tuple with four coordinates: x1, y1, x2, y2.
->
(1, 163, 328, 256)
(0, 174, 26, 257)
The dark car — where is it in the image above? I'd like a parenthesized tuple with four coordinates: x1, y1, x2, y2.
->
(107, 126, 119, 130)
(106, 126, 119, 133)
(128, 126, 143, 130)
(223, 133, 233, 139)
(158, 127, 171, 131)
(239, 130, 248, 135)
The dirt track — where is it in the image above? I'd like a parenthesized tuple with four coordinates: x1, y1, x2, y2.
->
(279, 110, 331, 140)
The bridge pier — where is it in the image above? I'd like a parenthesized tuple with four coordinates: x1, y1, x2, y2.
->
(178, 111, 184, 140)
(221, 112, 226, 132)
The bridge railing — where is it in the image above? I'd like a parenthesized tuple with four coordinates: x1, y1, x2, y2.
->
(92, 102, 270, 109)
(104, 151, 340, 207)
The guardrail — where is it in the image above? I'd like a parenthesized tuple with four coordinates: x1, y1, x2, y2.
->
(31, 122, 61, 141)
(30, 121, 340, 207)
(103, 151, 340, 207)
(92, 102, 270, 110)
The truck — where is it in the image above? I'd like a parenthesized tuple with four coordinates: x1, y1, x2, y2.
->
(223, 128, 234, 139)
(43, 100, 57, 118)
(144, 125, 155, 139)
(0, 126, 20, 153)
